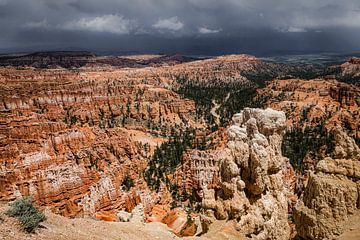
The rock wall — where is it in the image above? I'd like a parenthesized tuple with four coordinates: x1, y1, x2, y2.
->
(294, 127, 360, 239)
(341, 57, 360, 76)
(258, 79, 360, 142)
(330, 83, 360, 106)
(175, 108, 293, 240)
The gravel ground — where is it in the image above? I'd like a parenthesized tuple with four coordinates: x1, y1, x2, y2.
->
(0, 202, 245, 240)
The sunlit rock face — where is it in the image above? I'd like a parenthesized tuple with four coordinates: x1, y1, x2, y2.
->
(0, 54, 273, 236)
(175, 108, 293, 240)
(294, 127, 360, 240)
(6, 54, 360, 238)
(0, 67, 198, 220)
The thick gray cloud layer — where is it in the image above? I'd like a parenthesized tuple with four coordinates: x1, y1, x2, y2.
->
(1, 0, 360, 55)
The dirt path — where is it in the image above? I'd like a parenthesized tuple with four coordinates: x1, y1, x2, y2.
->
(210, 100, 221, 125)
(210, 93, 230, 125)
(0, 203, 245, 240)
(338, 210, 360, 240)
(0, 209, 177, 240)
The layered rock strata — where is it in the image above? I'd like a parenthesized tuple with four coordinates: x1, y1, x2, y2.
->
(0, 67, 197, 220)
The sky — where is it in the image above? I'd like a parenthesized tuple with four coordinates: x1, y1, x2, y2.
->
(1, 0, 360, 56)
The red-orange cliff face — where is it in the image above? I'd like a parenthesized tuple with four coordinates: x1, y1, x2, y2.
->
(0, 67, 199, 220)
(4, 53, 359, 239)
(257, 79, 359, 137)
(0, 54, 264, 223)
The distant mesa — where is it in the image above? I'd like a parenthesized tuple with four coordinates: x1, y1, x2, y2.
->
(0, 51, 198, 69)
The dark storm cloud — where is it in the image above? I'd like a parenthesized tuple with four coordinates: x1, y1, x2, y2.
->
(1, 0, 360, 55)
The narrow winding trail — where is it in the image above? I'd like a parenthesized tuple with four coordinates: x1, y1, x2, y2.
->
(210, 93, 230, 125)
(210, 99, 221, 125)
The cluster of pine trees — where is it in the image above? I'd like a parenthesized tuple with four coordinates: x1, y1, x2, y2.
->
(282, 123, 335, 172)
(176, 76, 263, 129)
(144, 128, 195, 191)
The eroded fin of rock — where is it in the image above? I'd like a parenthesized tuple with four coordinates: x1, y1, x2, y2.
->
(175, 108, 293, 240)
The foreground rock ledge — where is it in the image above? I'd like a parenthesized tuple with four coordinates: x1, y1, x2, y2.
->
(294, 127, 360, 240)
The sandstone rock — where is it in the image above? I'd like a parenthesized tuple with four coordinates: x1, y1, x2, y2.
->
(199, 211, 216, 234)
(332, 126, 360, 160)
(0, 65, 200, 220)
(162, 208, 199, 237)
(294, 127, 360, 240)
(117, 210, 132, 222)
(176, 108, 291, 239)
(317, 158, 360, 178)
(294, 173, 358, 239)
(193, 216, 203, 236)
(130, 203, 145, 223)
(257, 79, 360, 142)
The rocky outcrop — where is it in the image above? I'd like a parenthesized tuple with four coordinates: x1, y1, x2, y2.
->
(294, 127, 360, 240)
(175, 108, 293, 239)
(348, 57, 360, 65)
(7, 55, 357, 238)
(258, 79, 360, 142)
(340, 57, 360, 76)
(336, 57, 360, 86)
(330, 83, 360, 106)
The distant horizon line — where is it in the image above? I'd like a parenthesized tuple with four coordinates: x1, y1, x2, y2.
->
(1, 49, 360, 58)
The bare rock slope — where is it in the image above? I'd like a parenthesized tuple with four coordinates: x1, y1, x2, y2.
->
(294, 127, 360, 239)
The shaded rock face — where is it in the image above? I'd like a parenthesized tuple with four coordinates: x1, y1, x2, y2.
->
(294, 127, 360, 240)
(0, 52, 197, 69)
(178, 108, 292, 239)
(330, 83, 360, 106)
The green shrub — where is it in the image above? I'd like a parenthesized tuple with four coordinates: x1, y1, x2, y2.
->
(282, 124, 335, 172)
(144, 128, 195, 191)
(122, 175, 135, 191)
(6, 198, 46, 233)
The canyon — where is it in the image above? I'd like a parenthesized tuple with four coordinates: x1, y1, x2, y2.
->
(0, 52, 359, 239)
